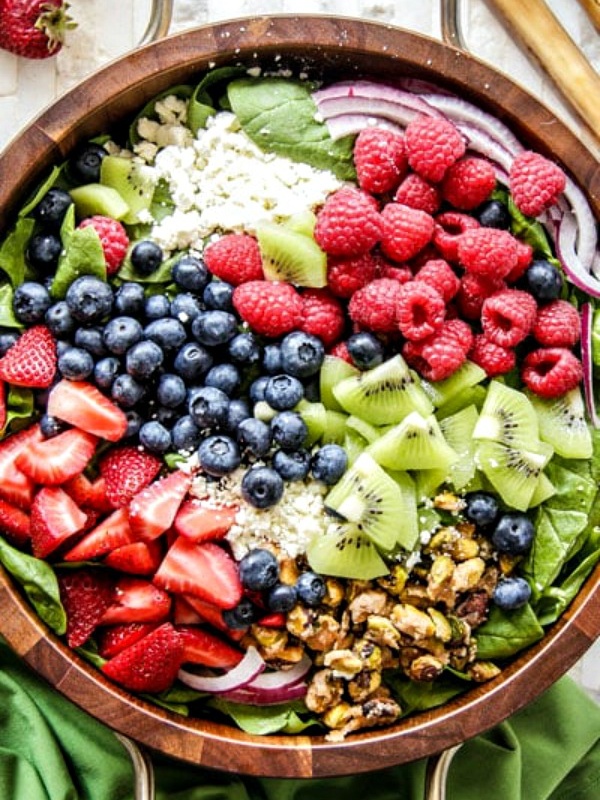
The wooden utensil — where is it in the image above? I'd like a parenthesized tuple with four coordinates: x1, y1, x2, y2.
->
(576, 0, 600, 32)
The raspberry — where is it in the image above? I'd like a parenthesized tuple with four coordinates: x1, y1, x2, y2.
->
(348, 277, 403, 334)
(414, 258, 460, 303)
(443, 318, 474, 354)
(441, 156, 496, 210)
(327, 252, 380, 298)
(456, 272, 506, 320)
(232, 280, 303, 337)
(532, 299, 581, 347)
(203, 233, 263, 285)
(480, 288, 538, 348)
(395, 281, 446, 341)
(79, 216, 129, 276)
(404, 114, 466, 183)
(402, 320, 468, 381)
(505, 240, 533, 283)
(394, 173, 441, 214)
(300, 288, 346, 348)
(457, 228, 519, 279)
(379, 261, 413, 284)
(469, 334, 516, 377)
(353, 127, 408, 194)
(328, 340, 353, 363)
(509, 150, 567, 218)
(314, 187, 382, 256)
(521, 347, 583, 398)
(380, 203, 435, 262)
(433, 211, 479, 262)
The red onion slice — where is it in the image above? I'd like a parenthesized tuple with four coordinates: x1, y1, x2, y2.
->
(563, 177, 598, 269)
(555, 215, 600, 298)
(245, 652, 311, 690)
(316, 95, 420, 128)
(580, 302, 600, 428)
(217, 680, 308, 706)
(178, 646, 265, 693)
(323, 113, 404, 141)
(313, 80, 441, 117)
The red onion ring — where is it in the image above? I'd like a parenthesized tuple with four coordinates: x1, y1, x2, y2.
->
(178, 646, 265, 693)
(580, 302, 600, 428)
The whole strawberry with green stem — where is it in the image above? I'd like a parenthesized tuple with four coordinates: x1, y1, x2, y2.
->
(0, 0, 76, 59)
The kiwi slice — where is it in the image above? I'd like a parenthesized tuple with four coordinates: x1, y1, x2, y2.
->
(284, 209, 317, 236)
(70, 183, 130, 220)
(529, 472, 557, 507)
(333, 354, 433, 425)
(527, 387, 593, 460)
(435, 384, 487, 421)
(438, 404, 479, 490)
(320, 355, 359, 411)
(256, 221, 327, 287)
(100, 155, 157, 224)
(472, 380, 541, 450)
(474, 440, 554, 511)
(306, 522, 389, 579)
(366, 411, 458, 473)
(321, 409, 348, 444)
(344, 428, 367, 466)
(295, 399, 327, 446)
(345, 415, 381, 444)
(387, 470, 419, 550)
(325, 453, 413, 551)
(421, 360, 487, 409)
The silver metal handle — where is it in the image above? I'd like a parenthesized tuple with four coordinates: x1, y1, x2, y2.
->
(139, 0, 174, 45)
(424, 744, 463, 800)
(115, 733, 156, 800)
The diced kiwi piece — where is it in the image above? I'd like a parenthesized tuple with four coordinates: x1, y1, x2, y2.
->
(367, 411, 458, 473)
(474, 440, 554, 511)
(412, 468, 448, 501)
(321, 409, 348, 445)
(320, 355, 359, 411)
(70, 183, 130, 220)
(295, 399, 327, 446)
(333, 354, 433, 425)
(529, 472, 557, 507)
(100, 155, 157, 224)
(325, 453, 412, 551)
(435, 384, 487, 421)
(345, 415, 381, 444)
(256, 221, 327, 287)
(473, 380, 541, 450)
(439, 404, 479, 490)
(284, 209, 317, 236)
(386, 470, 419, 550)
(344, 429, 366, 466)
(527, 387, 593, 460)
(421, 360, 487, 408)
(306, 522, 389, 580)
(253, 400, 277, 422)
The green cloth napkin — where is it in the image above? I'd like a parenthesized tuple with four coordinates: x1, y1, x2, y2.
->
(1, 637, 599, 800)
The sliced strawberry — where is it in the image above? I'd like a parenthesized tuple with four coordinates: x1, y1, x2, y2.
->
(63, 473, 112, 513)
(154, 538, 242, 610)
(101, 622, 183, 693)
(0, 380, 6, 431)
(100, 576, 171, 625)
(30, 486, 88, 559)
(128, 470, 191, 541)
(58, 568, 116, 648)
(62, 507, 135, 562)
(0, 498, 30, 546)
(99, 445, 162, 508)
(47, 380, 128, 442)
(16, 427, 98, 486)
(177, 625, 243, 669)
(103, 540, 162, 576)
(97, 622, 160, 659)
(173, 596, 205, 625)
(173, 498, 238, 542)
(182, 595, 246, 641)
(0, 424, 41, 508)
(257, 612, 287, 628)
(0, 325, 56, 388)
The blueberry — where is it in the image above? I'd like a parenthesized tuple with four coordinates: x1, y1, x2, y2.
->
(130, 240, 163, 276)
(170, 293, 202, 327)
(491, 513, 535, 555)
(188, 386, 230, 429)
(347, 331, 384, 369)
(103, 316, 143, 355)
(249, 375, 269, 404)
(198, 434, 241, 476)
(144, 294, 171, 320)
(33, 188, 73, 229)
(171, 415, 202, 452)
(262, 344, 282, 374)
(124, 409, 143, 438)
(13, 281, 52, 324)
(270, 411, 308, 451)
(0, 330, 19, 356)
(67, 142, 107, 184)
(464, 492, 500, 528)
(264, 374, 304, 410)
(267, 583, 298, 613)
(114, 282, 145, 316)
(111, 374, 146, 408)
(237, 417, 272, 457)
(238, 548, 279, 591)
(74, 325, 108, 357)
(311, 444, 348, 485)
(222, 598, 260, 629)
(66, 276, 113, 324)
(225, 398, 251, 433)
(476, 199, 511, 229)
(94, 356, 121, 389)
(45, 301, 76, 338)
(58, 346, 95, 380)
(525, 259, 563, 301)
(26, 232, 62, 274)
(202, 363, 240, 397)
(228, 332, 261, 365)
(192, 309, 238, 347)
(139, 420, 172, 454)
(172, 254, 209, 292)
(203, 280, 233, 310)
(173, 342, 213, 382)
(280, 331, 325, 378)
(125, 339, 164, 380)
(144, 318, 187, 352)
(493, 577, 532, 610)
(273, 448, 311, 481)
(156, 373, 187, 408)
(39, 414, 67, 439)
(241, 466, 284, 509)
(155, 405, 179, 428)
(295, 572, 326, 607)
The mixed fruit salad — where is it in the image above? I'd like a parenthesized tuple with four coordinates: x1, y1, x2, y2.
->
(0, 64, 599, 741)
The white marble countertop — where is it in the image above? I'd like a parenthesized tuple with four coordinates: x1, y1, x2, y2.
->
(0, 0, 598, 700)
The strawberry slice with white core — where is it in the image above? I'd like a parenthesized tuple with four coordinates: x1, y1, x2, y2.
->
(104, 540, 163, 576)
(177, 625, 243, 669)
(128, 470, 192, 541)
(100, 576, 172, 625)
(101, 622, 184, 693)
(0, 498, 30, 546)
(0, 423, 41, 508)
(47, 379, 128, 442)
(62, 507, 134, 562)
(15, 427, 97, 486)
(30, 486, 88, 558)
(58, 568, 116, 648)
(62, 473, 112, 513)
(173, 498, 238, 542)
(154, 538, 243, 610)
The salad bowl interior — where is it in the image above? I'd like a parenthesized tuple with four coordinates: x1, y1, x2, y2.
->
(0, 14, 599, 779)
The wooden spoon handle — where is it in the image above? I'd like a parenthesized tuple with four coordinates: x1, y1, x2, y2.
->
(576, 0, 600, 32)
(486, 0, 600, 141)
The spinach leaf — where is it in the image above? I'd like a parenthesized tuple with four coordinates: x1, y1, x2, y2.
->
(128, 84, 194, 145)
(507, 195, 555, 258)
(227, 77, 356, 181)
(117, 251, 178, 284)
(474, 603, 544, 660)
(51, 224, 107, 298)
(2, 385, 34, 434)
(209, 697, 318, 735)
(386, 670, 467, 716)
(0, 217, 35, 289)
(0, 283, 21, 328)
(187, 65, 246, 134)
(18, 166, 63, 217)
(0, 536, 66, 635)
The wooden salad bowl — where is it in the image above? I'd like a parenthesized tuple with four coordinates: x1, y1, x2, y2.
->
(0, 15, 599, 778)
